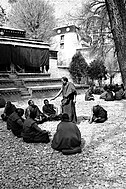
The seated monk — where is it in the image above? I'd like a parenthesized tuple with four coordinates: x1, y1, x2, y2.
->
(85, 89, 94, 101)
(100, 91, 108, 99)
(25, 100, 48, 124)
(114, 86, 124, 100)
(22, 111, 50, 143)
(89, 105, 108, 123)
(51, 113, 82, 155)
(1, 101, 16, 121)
(7, 108, 24, 137)
(104, 88, 114, 101)
(42, 99, 61, 121)
(0, 93, 6, 108)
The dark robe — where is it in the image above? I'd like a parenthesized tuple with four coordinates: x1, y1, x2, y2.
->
(42, 104, 61, 121)
(25, 105, 47, 123)
(100, 91, 107, 99)
(61, 82, 77, 123)
(105, 91, 114, 101)
(22, 118, 50, 143)
(92, 105, 108, 123)
(51, 121, 81, 154)
(0, 97, 6, 108)
(85, 90, 94, 101)
(115, 89, 124, 100)
(7, 111, 24, 137)
(1, 104, 16, 121)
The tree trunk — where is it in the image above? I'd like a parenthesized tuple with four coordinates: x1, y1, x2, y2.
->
(105, 0, 126, 87)
(110, 75, 113, 85)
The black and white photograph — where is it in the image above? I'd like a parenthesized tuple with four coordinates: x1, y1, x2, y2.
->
(0, 0, 126, 188)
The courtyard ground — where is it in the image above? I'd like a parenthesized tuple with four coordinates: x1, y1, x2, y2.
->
(0, 93, 126, 189)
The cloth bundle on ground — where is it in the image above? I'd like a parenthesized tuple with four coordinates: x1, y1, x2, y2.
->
(51, 114, 82, 155)
(7, 108, 24, 137)
(1, 101, 16, 121)
(22, 111, 50, 143)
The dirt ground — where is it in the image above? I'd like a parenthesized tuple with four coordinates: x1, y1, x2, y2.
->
(0, 94, 126, 189)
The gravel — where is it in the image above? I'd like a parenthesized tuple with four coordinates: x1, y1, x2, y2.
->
(0, 94, 126, 189)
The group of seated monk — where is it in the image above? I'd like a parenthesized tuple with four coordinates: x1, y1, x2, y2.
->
(0, 99, 82, 155)
(100, 84, 126, 101)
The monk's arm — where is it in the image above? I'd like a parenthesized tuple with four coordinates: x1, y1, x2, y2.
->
(50, 88, 62, 101)
(33, 122, 43, 132)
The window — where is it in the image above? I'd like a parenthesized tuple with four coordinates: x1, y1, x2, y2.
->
(60, 43, 64, 49)
(60, 35, 64, 41)
(57, 29, 61, 34)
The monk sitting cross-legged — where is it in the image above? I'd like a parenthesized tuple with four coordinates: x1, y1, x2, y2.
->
(42, 99, 61, 121)
(51, 113, 82, 155)
(22, 111, 50, 143)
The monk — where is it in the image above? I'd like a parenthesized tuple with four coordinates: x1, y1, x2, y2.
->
(22, 111, 50, 143)
(0, 93, 6, 108)
(25, 100, 48, 124)
(7, 108, 24, 137)
(51, 113, 82, 155)
(1, 101, 16, 121)
(42, 99, 61, 121)
(51, 77, 77, 123)
(89, 105, 108, 123)
(105, 87, 114, 101)
(85, 88, 94, 101)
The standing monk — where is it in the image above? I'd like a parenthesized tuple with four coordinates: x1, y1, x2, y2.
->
(51, 77, 77, 123)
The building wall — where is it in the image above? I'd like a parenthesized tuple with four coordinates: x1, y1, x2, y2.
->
(49, 58, 72, 81)
(51, 26, 81, 67)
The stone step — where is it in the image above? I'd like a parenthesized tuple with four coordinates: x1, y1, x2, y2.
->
(0, 72, 51, 79)
(17, 73, 51, 79)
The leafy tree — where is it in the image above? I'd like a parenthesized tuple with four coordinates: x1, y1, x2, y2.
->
(8, 0, 56, 42)
(69, 51, 88, 83)
(87, 59, 107, 86)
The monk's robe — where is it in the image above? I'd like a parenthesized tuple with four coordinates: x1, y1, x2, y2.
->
(85, 90, 94, 101)
(42, 103, 61, 121)
(0, 96, 6, 108)
(22, 118, 50, 143)
(25, 105, 47, 123)
(100, 91, 107, 99)
(115, 89, 124, 100)
(1, 103, 16, 121)
(61, 82, 77, 123)
(7, 111, 24, 137)
(105, 91, 114, 101)
(92, 105, 108, 123)
(51, 121, 81, 153)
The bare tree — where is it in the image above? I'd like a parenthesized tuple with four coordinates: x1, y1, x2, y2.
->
(0, 5, 7, 26)
(8, 0, 56, 42)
